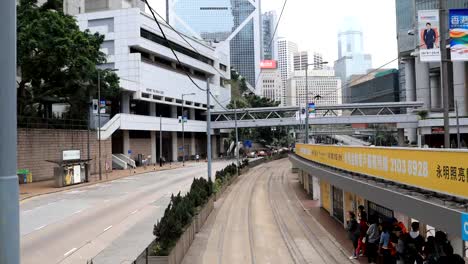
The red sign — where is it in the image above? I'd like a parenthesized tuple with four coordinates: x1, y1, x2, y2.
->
(260, 60, 277, 69)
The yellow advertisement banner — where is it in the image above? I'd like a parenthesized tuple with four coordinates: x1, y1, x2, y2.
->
(296, 144, 468, 199)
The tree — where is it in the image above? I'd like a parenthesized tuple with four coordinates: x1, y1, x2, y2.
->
(17, 0, 120, 120)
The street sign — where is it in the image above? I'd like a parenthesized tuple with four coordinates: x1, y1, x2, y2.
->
(462, 213, 468, 241)
(128, 150, 132, 155)
(244, 140, 253, 148)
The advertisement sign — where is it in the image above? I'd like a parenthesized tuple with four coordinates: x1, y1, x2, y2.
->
(63, 150, 81, 161)
(73, 165, 81, 184)
(449, 9, 468, 61)
(260, 60, 277, 69)
(418, 10, 441, 62)
(308, 102, 316, 118)
(99, 100, 106, 114)
(296, 144, 468, 199)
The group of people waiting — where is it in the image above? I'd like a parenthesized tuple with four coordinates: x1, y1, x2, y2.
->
(346, 206, 465, 264)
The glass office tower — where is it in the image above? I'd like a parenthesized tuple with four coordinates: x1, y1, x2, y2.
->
(169, 0, 261, 88)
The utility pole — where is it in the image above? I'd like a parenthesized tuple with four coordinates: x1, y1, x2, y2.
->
(160, 114, 163, 167)
(181, 93, 195, 166)
(304, 64, 310, 144)
(98, 71, 102, 181)
(206, 77, 212, 181)
(234, 101, 240, 176)
(439, 0, 451, 148)
(0, 0, 19, 262)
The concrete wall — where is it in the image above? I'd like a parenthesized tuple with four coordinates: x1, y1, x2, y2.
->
(129, 138, 152, 161)
(17, 129, 112, 182)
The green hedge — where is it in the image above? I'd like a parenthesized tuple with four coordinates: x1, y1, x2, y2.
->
(153, 177, 213, 256)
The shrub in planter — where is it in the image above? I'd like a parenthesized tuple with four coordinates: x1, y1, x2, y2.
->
(152, 177, 213, 256)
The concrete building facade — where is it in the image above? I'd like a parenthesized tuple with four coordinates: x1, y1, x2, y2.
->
(286, 69, 342, 109)
(259, 64, 282, 103)
(66, 1, 231, 164)
(293, 51, 308, 71)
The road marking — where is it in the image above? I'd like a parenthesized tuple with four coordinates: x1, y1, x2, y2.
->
(72, 209, 83, 215)
(104, 199, 110, 203)
(64, 248, 77, 257)
(131, 210, 139, 215)
(103, 225, 113, 232)
(35, 225, 46, 231)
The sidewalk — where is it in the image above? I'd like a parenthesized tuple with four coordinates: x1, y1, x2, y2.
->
(291, 177, 367, 264)
(19, 162, 185, 201)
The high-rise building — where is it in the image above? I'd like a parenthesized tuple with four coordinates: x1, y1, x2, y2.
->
(293, 51, 308, 71)
(334, 17, 372, 103)
(278, 38, 298, 105)
(262, 11, 278, 61)
(168, 0, 262, 89)
(259, 60, 282, 103)
(396, 0, 468, 146)
(286, 69, 342, 108)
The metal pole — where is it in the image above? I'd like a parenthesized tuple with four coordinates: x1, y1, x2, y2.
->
(439, 0, 451, 148)
(98, 71, 102, 181)
(87, 97, 91, 182)
(182, 95, 185, 166)
(305, 64, 309, 144)
(206, 78, 212, 181)
(456, 100, 461, 148)
(234, 101, 240, 176)
(159, 114, 163, 167)
(0, 0, 19, 262)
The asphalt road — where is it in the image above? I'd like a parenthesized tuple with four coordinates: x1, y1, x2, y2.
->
(20, 161, 230, 264)
(182, 159, 355, 264)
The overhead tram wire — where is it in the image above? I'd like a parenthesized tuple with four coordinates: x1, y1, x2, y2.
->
(143, 0, 206, 92)
(145, 3, 248, 112)
(254, 0, 289, 91)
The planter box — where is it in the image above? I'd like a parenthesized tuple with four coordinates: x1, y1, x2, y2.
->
(145, 197, 215, 264)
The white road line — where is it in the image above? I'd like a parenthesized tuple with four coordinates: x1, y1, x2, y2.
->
(103, 225, 113, 232)
(130, 210, 139, 215)
(103, 199, 110, 203)
(35, 225, 46, 231)
(22, 210, 32, 214)
(64, 247, 77, 257)
(72, 209, 83, 215)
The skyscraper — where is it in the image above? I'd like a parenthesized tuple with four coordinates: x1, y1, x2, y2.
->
(168, 0, 261, 88)
(278, 38, 298, 106)
(262, 11, 278, 60)
(293, 51, 308, 71)
(334, 17, 372, 103)
(313, 52, 324, 69)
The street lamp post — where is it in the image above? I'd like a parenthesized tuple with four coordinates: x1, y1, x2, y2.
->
(182, 93, 195, 166)
(304, 62, 328, 144)
(97, 68, 118, 181)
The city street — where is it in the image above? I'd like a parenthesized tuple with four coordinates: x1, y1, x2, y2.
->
(20, 161, 230, 264)
(182, 159, 354, 264)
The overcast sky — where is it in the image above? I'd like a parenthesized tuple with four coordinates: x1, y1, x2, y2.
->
(148, 0, 398, 69)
